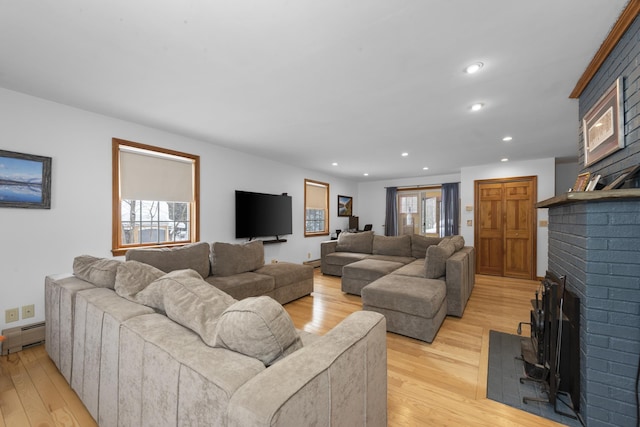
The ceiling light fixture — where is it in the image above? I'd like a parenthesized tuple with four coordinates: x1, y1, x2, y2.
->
(470, 103, 484, 111)
(363, 173, 369, 176)
(501, 158, 509, 162)
(331, 162, 338, 166)
(502, 136, 513, 142)
(464, 62, 483, 74)
(401, 152, 409, 157)
(423, 166, 429, 170)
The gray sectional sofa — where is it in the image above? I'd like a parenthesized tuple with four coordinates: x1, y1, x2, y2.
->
(45, 240, 388, 426)
(320, 232, 475, 342)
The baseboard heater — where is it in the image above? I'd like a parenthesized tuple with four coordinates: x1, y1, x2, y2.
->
(1, 321, 46, 356)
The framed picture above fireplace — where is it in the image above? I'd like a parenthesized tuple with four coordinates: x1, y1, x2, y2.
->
(582, 77, 624, 166)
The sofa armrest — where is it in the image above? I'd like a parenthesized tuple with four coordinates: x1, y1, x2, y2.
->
(227, 311, 387, 427)
(320, 240, 338, 273)
(445, 246, 475, 317)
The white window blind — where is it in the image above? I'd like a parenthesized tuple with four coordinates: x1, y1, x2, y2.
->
(306, 182, 327, 209)
(120, 148, 193, 202)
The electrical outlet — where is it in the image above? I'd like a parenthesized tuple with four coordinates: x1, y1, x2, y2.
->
(22, 304, 35, 319)
(307, 252, 311, 259)
(271, 259, 278, 264)
(5, 308, 19, 323)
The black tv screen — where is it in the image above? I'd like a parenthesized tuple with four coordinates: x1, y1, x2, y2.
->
(235, 190, 292, 239)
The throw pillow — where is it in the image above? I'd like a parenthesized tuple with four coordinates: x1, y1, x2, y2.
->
(335, 230, 374, 253)
(213, 296, 303, 366)
(114, 260, 166, 306)
(152, 269, 237, 342)
(372, 235, 412, 257)
(410, 234, 443, 259)
(125, 242, 211, 278)
(73, 255, 122, 289)
(210, 240, 264, 277)
(424, 239, 456, 279)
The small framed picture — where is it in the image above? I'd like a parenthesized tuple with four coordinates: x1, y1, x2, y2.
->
(602, 165, 640, 190)
(337, 195, 353, 217)
(573, 172, 591, 192)
(585, 174, 601, 191)
(0, 149, 52, 209)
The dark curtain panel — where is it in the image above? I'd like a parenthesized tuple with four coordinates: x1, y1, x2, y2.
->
(440, 182, 460, 236)
(385, 187, 398, 236)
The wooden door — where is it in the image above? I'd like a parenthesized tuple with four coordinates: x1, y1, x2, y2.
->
(475, 177, 537, 279)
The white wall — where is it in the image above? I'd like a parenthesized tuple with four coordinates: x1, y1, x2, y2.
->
(0, 88, 357, 337)
(555, 160, 579, 195)
(460, 158, 555, 277)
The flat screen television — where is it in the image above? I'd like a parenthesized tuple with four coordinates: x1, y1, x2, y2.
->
(235, 190, 292, 240)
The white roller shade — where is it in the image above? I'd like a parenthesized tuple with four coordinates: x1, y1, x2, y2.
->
(306, 183, 327, 209)
(120, 148, 193, 202)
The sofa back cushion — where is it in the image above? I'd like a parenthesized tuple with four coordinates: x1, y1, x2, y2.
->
(125, 242, 211, 278)
(450, 235, 465, 251)
(335, 231, 374, 254)
(214, 296, 302, 366)
(410, 235, 443, 259)
(372, 235, 412, 257)
(424, 239, 456, 279)
(211, 240, 264, 277)
(73, 255, 122, 289)
(115, 260, 166, 307)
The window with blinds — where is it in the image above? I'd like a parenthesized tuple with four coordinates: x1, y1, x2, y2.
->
(112, 138, 200, 256)
(304, 179, 329, 237)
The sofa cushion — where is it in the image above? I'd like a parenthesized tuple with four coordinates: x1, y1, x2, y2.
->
(253, 262, 313, 288)
(450, 235, 465, 251)
(115, 260, 166, 306)
(154, 269, 237, 345)
(213, 296, 302, 366)
(125, 242, 211, 278)
(372, 235, 412, 257)
(410, 235, 443, 259)
(335, 231, 374, 254)
(424, 239, 456, 279)
(391, 259, 426, 278)
(324, 252, 370, 267)
(205, 272, 275, 301)
(211, 240, 264, 277)
(73, 255, 121, 289)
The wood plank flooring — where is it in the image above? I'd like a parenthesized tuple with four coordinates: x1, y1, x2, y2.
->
(0, 271, 565, 426)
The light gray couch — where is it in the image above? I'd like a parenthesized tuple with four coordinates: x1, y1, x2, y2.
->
(45, 247, 388, 426)
(320, 232, 475, 342)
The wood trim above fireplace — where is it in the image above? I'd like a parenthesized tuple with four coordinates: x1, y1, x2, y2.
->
(537, 188, 640, 208)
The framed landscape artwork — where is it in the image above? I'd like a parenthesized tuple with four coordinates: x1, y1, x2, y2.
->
(337, 195, 353, 217)
(583, 77, 624, 166)
(0, 149, 52, 209)
(573, 172, 591, 192)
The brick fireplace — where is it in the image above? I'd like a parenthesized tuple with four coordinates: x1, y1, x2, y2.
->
(540, 191, 640, 427)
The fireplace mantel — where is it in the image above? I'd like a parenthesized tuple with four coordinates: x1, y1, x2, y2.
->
(536, 188, 640, 208)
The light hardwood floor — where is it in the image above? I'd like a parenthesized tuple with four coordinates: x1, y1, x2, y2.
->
(0, 271, 566, 426)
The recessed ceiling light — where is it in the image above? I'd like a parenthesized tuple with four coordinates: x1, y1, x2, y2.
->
(331, 162, 338, 166)
(470, 103, 484, 111)
(502, 136, 513, 142)
(422, 166, 429, 170)
(464, 62, 483, 74)
(401, 152, 409, 157)
(363, 173, 369, 176)
(501, 158, 509, 162)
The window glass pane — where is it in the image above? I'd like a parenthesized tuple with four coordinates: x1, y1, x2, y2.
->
(397, 188, 441, 236)
(121, 200, 190, 245)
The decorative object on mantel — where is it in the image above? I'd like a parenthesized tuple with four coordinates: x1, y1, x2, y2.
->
(582, 77, 624, 166)
(602, 164, 640, 190)
(0, 149, 52, 209)
(337, 194, 353, 217)
(585, 174, 601, 191)
(572, 172, 590, 192)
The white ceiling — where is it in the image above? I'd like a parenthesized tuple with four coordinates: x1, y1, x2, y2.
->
(0, 1, 629, 180)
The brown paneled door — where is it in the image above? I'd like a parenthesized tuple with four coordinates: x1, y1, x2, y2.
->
(475, 176, 537, 279)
